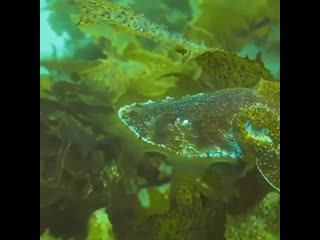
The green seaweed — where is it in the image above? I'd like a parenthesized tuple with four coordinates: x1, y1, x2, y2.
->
(187, 0, 280, 51)
(71, 0, 208, 53)
(41, 230, 75, 240)
(87, 208, 116, 240)
(192, 50, 276, 90)
(225, 192, 280, 240)
(41, 0, 280, 239)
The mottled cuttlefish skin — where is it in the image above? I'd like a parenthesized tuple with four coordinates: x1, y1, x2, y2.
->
(118, 80, 280, 192)
(234, 105, 280, 191)
(118, 88, 259, 161)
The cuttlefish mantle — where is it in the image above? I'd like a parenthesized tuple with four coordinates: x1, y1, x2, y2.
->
(118, 89, 260, 163)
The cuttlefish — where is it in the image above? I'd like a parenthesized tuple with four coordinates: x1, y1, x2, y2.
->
(118, 79, 280, 192)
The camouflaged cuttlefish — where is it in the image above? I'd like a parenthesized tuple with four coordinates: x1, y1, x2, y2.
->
(118, 78, 279, 192)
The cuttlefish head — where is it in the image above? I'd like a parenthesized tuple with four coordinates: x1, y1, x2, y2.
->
(233, 104, 280, 192)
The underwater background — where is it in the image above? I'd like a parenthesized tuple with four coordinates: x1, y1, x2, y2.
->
(40, 0, 280, 239)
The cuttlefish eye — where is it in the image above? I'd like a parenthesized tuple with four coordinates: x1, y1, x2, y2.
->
(244, 120, 273, 144)
(233, 105, 280, 192)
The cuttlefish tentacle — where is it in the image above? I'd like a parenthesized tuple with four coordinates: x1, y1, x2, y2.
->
(233, 105, 280, 192)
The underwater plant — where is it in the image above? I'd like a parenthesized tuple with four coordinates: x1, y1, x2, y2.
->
(187, 0, 280, 51)
(40, 230, 74, 240)
(225, 191, 280, 240)
(87, 208, 116, 240)
(41, 208, 116, 240)
(71, 0, 209, 54)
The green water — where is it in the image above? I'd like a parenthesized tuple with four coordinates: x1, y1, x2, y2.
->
(40, 0, 280, 239)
